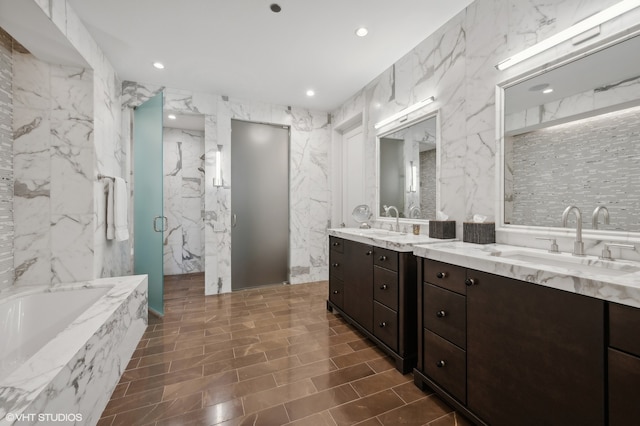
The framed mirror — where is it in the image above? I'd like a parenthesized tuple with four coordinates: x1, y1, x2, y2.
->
(499, 30, 640, 234)
(376, 112, 438, 223)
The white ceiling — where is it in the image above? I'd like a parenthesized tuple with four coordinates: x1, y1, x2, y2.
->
(65, 0, 474, 111)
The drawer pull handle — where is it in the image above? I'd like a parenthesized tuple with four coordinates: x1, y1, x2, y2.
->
(379, 255, 387, 261)
(436, 310, 446, 318)
(332, 263, 339, 267)
(380, 284, 388, 290)
(332, 242, 340, 247)
(436, 360, 446, 368)
(366, 250, 373, 256)
(436, 272, 447, 279)
(332, 290, 339, 294)
(465, 278, 476, 286)
(379, 322, 387, 328)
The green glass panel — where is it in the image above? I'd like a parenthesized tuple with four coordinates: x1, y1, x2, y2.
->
(133, 92, 164, 315)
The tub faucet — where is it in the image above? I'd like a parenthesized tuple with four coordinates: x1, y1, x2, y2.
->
(592, 205, 610, 229)
(383, 205, 400, 232)
(562, 205, 585, 256)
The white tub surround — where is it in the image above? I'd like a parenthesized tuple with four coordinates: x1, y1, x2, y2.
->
(0, 275, 147, 426)
(413, 242, 640, 308)
(328, 228, 455, 252)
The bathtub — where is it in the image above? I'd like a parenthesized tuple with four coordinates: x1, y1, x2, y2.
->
(0, 287, 111, 382)
(0, 276, 148, 426)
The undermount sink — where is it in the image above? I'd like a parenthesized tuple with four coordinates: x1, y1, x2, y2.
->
(493, 249, 640, 277)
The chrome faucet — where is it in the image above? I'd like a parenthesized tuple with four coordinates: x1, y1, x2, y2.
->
(383, 205, 400, 232)
(409, 205, 421, 219)
(592, 205, 610, 229)
(562, 206, 585, 256)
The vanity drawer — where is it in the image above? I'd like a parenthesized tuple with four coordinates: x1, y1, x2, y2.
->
(374, 247, 398, 272)
(609, 302, 640, 357)
(609, 348, 640, 425)
(374, 266, 398, 311)
(329, 278, 344, 310)
(423, 259, 467, 295)
(423, 283, 466, 349)
(329, 236, 344, 253)
(423, 329, 466, 404)
(373, 301, 398, 352)
(329, 250, 344, 279)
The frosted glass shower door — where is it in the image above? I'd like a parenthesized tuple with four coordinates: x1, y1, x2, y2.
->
(231, 119, 289, 290)
(133, 92, 165, 315)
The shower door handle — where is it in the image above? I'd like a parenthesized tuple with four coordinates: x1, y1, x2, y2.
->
(232, 213, 237, 228)
(153, 216, 167, 232)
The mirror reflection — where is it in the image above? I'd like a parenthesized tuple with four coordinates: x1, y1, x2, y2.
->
(378, 114, 437, 221)
(503, 34, 640, 232)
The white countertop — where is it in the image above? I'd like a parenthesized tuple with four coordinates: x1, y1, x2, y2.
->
(328, 228, 454, 252)
(413, 242, 640, 309)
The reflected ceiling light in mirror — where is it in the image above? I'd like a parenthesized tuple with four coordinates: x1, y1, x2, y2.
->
(355, 27, 369, 37)
(306, 89, 315, 97)
(408, 161, 418, 193)
(374, 96, 435, 129)
(213, 145, 223, 187)
(495, 0, 640, 71)
(152, 61, 165, 69)
(167, 114, 176, 120)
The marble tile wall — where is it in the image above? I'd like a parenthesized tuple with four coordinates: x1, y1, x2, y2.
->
(420, 149, 437, 220)
(0, 28, 13, 290)
(22, 0, 129, 283)
(122, 83, 330, 294)
(331, 0, 637, 242)
(12, 48, 94, 286)
(163, 127, 205, 275)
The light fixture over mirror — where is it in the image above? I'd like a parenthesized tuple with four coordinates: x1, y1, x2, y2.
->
(499, 30, 640, 234)
(377, 112, 438, 223)
(374, 97, 435, 130)
(496, 0, 640, 70)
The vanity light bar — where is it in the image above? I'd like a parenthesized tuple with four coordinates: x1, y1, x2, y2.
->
(496, 0, 640, 71)
(374, 96, 435, 129)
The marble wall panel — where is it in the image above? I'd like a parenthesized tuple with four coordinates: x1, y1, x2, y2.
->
(12, 48, 95, 286)
(333, 0, 640, 247)
(0, 28, 13, 289)
(162, 127, 204, 275)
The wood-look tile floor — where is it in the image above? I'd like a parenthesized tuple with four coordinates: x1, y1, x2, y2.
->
(98, 273, 470, 426)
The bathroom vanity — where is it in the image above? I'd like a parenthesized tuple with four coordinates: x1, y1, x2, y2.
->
(413, 242, 640, 426)
(327, 229, 450, 373)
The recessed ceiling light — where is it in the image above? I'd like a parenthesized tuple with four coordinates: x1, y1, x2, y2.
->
(153, 62, 165, 70)
(542, 87, 554, 94)
(306, 89, 315, 97)
(270, 3, 281, 13)
(167, 114, 177, 120)
(355, 27, 369, 37)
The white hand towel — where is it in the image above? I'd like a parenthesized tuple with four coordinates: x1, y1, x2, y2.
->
(106, 179, 115, 240)
(114, 177, 129, 242)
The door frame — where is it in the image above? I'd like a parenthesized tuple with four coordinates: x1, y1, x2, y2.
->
(331, 111, 364, 227)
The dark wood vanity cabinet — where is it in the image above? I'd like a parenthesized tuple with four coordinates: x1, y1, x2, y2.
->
(415, 258, 606, 426)
(327, 236, 417, 373)
(608, 303, 640, 425)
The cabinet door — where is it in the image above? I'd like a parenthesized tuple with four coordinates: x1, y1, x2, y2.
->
(343, 239, 373, 332)
(467, 271, 605, 426)
(609, 347, 640, 425)
(329, 277, 344, 310)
